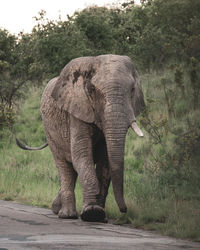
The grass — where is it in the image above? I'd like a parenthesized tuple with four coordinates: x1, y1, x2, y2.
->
(0, 66, 200, 241)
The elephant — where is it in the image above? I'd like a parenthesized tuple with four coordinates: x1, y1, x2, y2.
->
(16, 54, 145, 222)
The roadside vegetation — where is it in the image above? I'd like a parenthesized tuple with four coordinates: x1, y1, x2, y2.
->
(0, 0, 200, 241)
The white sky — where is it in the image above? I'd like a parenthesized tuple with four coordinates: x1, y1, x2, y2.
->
(0, 0, 140, 35)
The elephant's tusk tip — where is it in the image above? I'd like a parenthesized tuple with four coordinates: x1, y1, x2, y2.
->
(131, 122, 144, 137)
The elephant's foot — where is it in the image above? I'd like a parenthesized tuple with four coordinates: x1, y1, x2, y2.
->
(58, 207, 78, 219)
(80, 205, 106, 222)
(52, 193, 78, 219)
(52, 194, 62, 215)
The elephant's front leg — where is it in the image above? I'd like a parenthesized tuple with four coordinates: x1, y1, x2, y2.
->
(70, 116, 105, 222)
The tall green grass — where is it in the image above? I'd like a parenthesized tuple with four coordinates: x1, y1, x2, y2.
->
(0, 66, 200, 241)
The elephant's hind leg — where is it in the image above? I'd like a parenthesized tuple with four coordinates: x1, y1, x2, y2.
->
(55, 159, 78, 219)
(48, 143, 77, 218)
(42, 105, 77, 218)
(52, 189, 61, 214)
(96, 165, 110, 210)
(93, 139, 111, 222)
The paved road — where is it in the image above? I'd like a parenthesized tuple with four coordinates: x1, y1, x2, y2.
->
(0, 200, 199, 250)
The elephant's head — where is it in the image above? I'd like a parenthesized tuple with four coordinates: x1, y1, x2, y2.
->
(51, 55, 145, 213)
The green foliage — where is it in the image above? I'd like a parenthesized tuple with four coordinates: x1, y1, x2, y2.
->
(0, 29, 16, 65)
(123, 64, 200, 239)
(74, 7, 115, 54)
(30, 11, 91, 78)
(188, 57, 200, 109)
(0, 106, 15, 131)
(0, 29, 27, 129)
(139, 64, 200, 191)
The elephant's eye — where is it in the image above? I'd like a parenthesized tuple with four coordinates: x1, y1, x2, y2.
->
(87, 82, 95, 95)
(131, 87, 135, 96)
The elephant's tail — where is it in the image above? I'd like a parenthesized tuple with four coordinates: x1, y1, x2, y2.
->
(16, 138, 48, 151)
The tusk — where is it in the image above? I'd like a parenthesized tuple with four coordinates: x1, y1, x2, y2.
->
(131, 122, 144, 137)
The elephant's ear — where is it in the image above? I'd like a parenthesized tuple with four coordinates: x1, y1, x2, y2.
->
(51, 72, 95, 123)
(132, 71, 145, 117)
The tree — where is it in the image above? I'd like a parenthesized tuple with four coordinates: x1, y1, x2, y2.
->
(74, 7, 117, 55)
(0, 29, 25, 129)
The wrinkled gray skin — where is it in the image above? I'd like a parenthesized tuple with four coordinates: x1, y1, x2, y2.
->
(39, 55, 145, 222)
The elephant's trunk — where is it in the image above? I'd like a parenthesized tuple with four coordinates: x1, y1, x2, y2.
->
(104, 110, 128, 213)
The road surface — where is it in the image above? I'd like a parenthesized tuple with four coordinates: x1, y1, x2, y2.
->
(0, 200, 199, 250)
